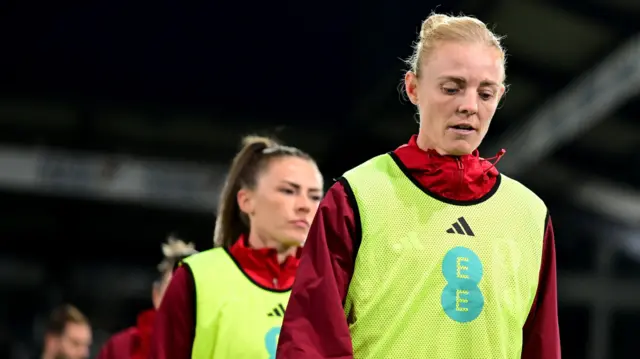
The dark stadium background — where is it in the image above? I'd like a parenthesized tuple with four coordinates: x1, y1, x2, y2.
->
(1, 0, 639, 358)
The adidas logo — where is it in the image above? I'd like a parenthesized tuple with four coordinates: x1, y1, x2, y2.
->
(446, 217, 475, 236)
(267, 303, 286, 317)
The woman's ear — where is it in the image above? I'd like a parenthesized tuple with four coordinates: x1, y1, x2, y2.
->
(237, 188, 255, 216)
(405, 71, 419, 105)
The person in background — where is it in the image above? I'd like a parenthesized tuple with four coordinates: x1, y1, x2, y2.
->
(41, 304, 92, 359)
(277, 12, 561, 359)
(96, 236, 198, 359)
(150, 135, 323, 359)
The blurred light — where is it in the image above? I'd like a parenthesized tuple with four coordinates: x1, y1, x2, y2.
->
(0, 145, 226, 213)
(530, 160, 640, 227)
(487, 34, 640, 174)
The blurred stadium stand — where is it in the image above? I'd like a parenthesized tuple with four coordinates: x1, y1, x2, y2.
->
(0, 0, 639, 358)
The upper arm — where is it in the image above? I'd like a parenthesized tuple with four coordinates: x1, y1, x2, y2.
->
(306, 178, 359, 300)
(150, 265, 196, 359)
(521, 214, 561, 359)
(276, 180, 358, 358)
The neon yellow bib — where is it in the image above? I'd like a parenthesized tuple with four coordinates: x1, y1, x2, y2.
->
(342, 154, 547, 359)
(183, 248, 291, 359)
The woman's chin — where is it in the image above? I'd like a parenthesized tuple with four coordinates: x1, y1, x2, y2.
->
(279, 235, 306, 248)
(288, 238, 305, 247)
(445, 141, 476, 156)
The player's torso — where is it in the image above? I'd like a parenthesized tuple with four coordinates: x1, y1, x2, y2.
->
(185, 249, 291, 359)
(343, 154, 547, 359)
(202, 286, 289, 359)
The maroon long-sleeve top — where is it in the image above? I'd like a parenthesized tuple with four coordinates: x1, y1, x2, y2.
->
(276, 135, 561, 359)
(97, 309, 156, 359)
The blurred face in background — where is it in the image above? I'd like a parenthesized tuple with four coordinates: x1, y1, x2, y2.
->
(238, 156, 323, 249)
(48, 322, 92, 359)
(405, 41, 505, 155)
(152, 270, 173, 309)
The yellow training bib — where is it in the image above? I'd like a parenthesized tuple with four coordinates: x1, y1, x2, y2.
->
(184, 248, 291, 359)
(342, 153, 547, 359)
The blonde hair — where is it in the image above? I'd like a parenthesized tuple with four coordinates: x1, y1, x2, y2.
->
(406, 13, 506, 80)
(213, 135, 315, 248)
(156, 235, 198, 273)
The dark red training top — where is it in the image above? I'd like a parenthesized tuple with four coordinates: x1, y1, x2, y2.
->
(276, 135, 561, 359)
(97, 309, 156, 359)
(150, 135, 561, 359)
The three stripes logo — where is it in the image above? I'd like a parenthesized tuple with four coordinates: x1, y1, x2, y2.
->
(267, 303, 286, 317)
(446, 217, 475, 236)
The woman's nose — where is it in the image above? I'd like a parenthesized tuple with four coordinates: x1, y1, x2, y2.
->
(457, 92, 478, 115)
(295, 194, 312, 212)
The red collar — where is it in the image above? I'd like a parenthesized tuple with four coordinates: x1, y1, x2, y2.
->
(228, 235, 300, 289)
(392, 135, 501, 201)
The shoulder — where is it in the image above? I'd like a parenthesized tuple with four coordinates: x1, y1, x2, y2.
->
(315, 180, 356, 220)
(99, 327, 138, 355)
(341, 154, 397, 193)
(325, 179, 350, 201)
(500, 174, 543, 201)
(109, 326, 138, 343)
(183, 248, 226, 268)
(183, 248, 221, 261)
(500, 174, 547, 212)
(165, 264, 195, 295)
(343, 153, 392, 177)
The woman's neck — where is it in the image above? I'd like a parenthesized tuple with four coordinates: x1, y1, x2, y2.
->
(416, 132, 473, 157)
(416, 132, 447, 155)
(246, 231, 297, 264)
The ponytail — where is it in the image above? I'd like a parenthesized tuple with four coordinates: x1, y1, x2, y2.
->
(157, 235, 198, 274)
(214, 135, 312, 248)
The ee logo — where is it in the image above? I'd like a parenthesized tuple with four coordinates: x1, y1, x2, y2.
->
(264, 326, 280, 359)
(441, 246, 484, 323)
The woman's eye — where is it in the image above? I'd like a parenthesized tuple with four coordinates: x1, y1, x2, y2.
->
(280, 188, 295, 195)
(442, 87, 459, 95)
(480, 92, 494, 100)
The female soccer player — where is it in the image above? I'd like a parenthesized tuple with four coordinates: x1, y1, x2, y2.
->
(277, 13, 561, 359)
(96, 237, 198, 359)
(150, 136, 323, 359)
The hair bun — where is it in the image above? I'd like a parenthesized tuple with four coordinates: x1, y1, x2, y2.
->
(157, 235, 198, 273)
(420, 14, 450, 39)
(241, 135, 280, 153)
(161, 235, 198, 258)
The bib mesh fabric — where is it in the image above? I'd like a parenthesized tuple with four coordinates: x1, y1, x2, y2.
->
(342, 154, 547, 359)
(184, 248, 291, 359)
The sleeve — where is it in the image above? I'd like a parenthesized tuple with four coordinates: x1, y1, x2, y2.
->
(95, 330, 130, 359)
(276, 179, 358, 359)
(95, 339, 114, 359)
(521, 215, 562, 359)
(149, 265, 196, 359)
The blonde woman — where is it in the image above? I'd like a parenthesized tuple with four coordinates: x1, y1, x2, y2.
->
(277, 12, 560, 359)
(97, 237, 198, 359)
